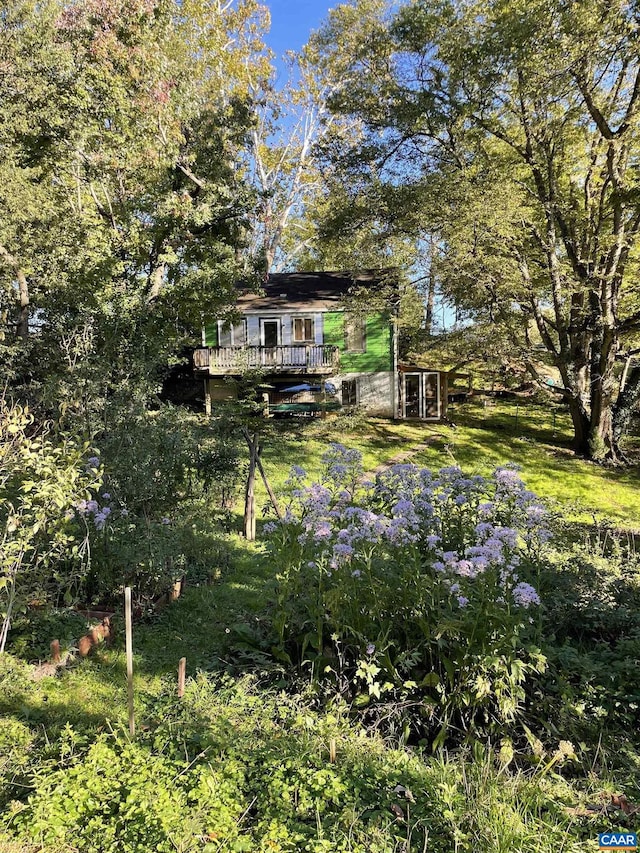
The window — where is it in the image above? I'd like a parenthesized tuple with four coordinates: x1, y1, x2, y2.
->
(342, 379, 357, 406)
(344, 315, 366, 352)
(293, 317, 314, 343)
(218, 320, 246, 347)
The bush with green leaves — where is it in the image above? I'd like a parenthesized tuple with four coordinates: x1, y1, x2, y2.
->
(0, 716, 34, 807)
(0, 400, 100, 652)
(2, 676, 593, 853)
(267, 445, 550, 746)
(531, 536, 640, 746)
(97, 401, 242, 519)
(68, 403, 242, 606)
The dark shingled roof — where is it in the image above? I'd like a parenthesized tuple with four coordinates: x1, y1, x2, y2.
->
(236, 270, 395, 311)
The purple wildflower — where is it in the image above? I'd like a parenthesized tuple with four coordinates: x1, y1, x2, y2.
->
(512, 582, 541, 608)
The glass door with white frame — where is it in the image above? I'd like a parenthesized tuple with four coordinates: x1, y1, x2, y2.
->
(403, 373, 421, 418)
(260, 319, 280, 365)
(423, 372, 440, 419)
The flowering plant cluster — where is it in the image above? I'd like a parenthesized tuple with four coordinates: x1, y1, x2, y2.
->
(267, 444, 549, 744)
(71, 454, 185, 606)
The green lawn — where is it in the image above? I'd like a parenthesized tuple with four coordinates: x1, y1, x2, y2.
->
(254, 400, 640, 529)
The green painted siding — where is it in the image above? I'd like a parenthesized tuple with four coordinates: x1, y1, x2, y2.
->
(323, 312, 392, 372)
(204, 323, 218, 347)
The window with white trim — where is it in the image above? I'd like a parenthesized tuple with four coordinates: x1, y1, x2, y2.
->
(293, 317, 315, 343)
(218, 319, 247, 347)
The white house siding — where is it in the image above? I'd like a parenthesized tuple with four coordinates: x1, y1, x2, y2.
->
(281, 316, 291, 346)
(331, 371, 394, 417)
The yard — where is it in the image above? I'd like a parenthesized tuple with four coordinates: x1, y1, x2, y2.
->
(256, 399, 640, 528)
(1, 401, 639, 853)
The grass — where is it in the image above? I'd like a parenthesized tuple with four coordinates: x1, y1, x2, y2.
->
(251, 400, 640, 529)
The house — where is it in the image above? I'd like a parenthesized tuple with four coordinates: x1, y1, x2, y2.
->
(193, 271, 447, 420)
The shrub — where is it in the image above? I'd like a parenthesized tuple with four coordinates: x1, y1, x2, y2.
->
(0, 401, 100, 652)
(12, 729, 247, 853)
(531, 538, 640, 745)
(267, 445, 549, 746)
(5, 677, 592, 853)
(0, 717, 34, 807)
(71, 405, 242, 607)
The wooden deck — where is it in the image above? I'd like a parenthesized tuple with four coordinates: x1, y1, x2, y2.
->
(193, 345, 340, 374)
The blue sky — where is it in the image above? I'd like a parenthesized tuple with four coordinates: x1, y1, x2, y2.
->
(266, 0, 333, 57)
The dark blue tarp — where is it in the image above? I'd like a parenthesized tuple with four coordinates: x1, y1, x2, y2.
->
(280, 382, 337, 395)
(281, 383, 321, 393)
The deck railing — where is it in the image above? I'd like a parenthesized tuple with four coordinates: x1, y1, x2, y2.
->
(194, 345, 339, 372)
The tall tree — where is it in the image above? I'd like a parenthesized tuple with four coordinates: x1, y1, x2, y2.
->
(246, 54, 332, 273)
(309, 0, 640, 460)
(0, 0, 269, 423)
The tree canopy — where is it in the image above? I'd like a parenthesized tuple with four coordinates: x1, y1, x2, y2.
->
(0, 0, 269, 422)
(308, 0, 640, 459)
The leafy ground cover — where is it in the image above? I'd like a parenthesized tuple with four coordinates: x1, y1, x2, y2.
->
(1, 403, 639, 852)
(1, 535, 637, 853)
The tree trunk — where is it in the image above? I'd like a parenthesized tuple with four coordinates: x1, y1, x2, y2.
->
(147, 262, 167, 304)
(16, 268, 29, 340)
(613, 362, 640, 447)
(588, 405, 619, 463)
(425, 236, 437, 332)
(567, 395, 591, 457)
(0, 245, 29, 339)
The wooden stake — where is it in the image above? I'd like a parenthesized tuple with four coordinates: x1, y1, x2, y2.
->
(124, 587, 135, 737)
(50, 639, 61, 664)
(242, 426, 283, 521)
(329, 738, 337, 764)
(177, 657, 186, 698)
(255, 454, 283, 520)
(243, 429, 257, 541)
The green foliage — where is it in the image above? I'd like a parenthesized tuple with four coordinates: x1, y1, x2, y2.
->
(8, 609, 91, 661)
(0, 0, 270, 476)
(308, 0, 640, 457)
(0, 717, 34, 807)
(267, 447, 549, 745)
(0, 400, 100, 651)
(0, 412, 638, 852)
(2, 676, 595, 853)
(532, 537, 640, 744)
(70, 403, 243, 605)
(15, 728, 246, 853)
